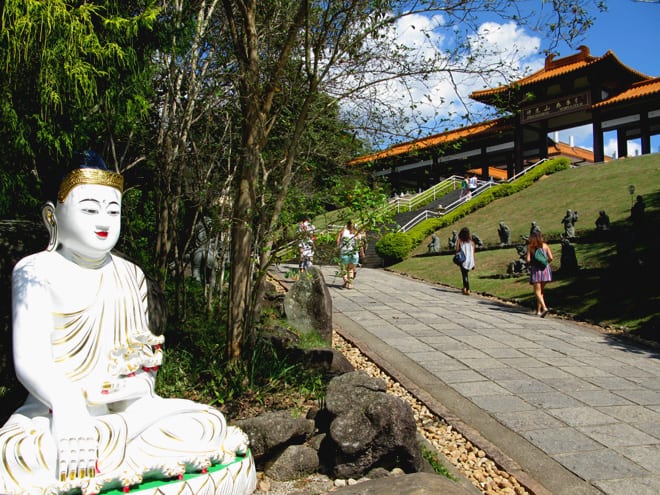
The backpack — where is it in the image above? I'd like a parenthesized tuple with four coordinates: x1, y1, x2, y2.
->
(533, 247, 548, 268)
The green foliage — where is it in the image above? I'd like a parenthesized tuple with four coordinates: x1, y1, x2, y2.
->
(116, 187, 158, 270)
(155, 286, 327, 407)
(0, 0, 159, 216)
(375, 232, 413, 262)
(422, 446, 456, 480)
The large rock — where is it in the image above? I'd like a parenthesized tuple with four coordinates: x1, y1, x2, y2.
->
(233, 410, 315, 459)
(321, 371, 424, 478)
(330, 472, 475, 495)
(264, 445, 319, 481)
(283, 266, 332, 344)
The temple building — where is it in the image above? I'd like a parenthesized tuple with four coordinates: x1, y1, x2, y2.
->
(349, 46, 660, 192)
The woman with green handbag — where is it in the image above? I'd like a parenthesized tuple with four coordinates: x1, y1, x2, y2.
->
(526, 230, 554, 317)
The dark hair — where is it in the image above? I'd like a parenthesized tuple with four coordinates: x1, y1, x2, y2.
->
(528, 231, 545, 250)
(458, 227, 471, 242)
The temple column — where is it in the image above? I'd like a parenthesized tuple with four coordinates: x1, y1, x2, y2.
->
(641, 111, 651, 155)
(592, 116, 604, 163)
(514, 115, 524, 173)
(617, 128, 628, 159)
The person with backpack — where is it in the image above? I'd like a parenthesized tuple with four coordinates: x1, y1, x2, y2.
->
(336, 220, 361, 289)
(526, 230, 553, 317)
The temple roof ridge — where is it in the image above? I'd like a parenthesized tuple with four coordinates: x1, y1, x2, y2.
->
(470, 46, 652, 102)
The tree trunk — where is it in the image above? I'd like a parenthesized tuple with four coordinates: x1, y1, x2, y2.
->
(227, 146, 258, 360)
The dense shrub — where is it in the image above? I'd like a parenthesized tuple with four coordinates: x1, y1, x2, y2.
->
(375, 232, 413, 263)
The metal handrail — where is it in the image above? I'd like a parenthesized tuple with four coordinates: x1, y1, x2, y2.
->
(396, 158, 548, 232)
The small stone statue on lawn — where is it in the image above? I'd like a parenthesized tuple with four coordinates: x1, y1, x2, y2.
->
(595, 210, 610, 231)
(561, 209, 579, 238)
(497, 221, 511, 245)
(529, 221, 541, 238)
(448, 230, 457, 250)
(427, 233, 440, 254)
(471, 233, 484, 249)
(507, 244, 528, 275)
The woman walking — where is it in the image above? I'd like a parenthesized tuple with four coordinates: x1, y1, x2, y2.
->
(526, 230, 553, 317)
(456, 227, 476, 295)
(336, 220, 361, 289)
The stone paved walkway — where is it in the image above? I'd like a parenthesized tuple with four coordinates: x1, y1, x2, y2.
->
(302, 264, 660, 495)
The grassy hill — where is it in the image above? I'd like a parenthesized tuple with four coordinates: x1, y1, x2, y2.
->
(389, 154, 660, 343)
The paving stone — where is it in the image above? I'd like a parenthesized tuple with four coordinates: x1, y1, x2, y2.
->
(519, 391, 584, 409)
(565, 389, 634, 407)
(545, 377, 600, 392)
(558, 365, 613, 378)
(578, 423, 658, 448)
(633, 421, 660, 440)
(470, 394, 535, 413)
(442, 348, 491, 359)
(619, 444, 660, 472)
(456, 357, 506, 370)
(500, 357, 547, 368)
(613, 389, 660, 406)
(585, 376, 643, 390)
(547, 407, 618, 426)
(478, 367, 530, 381)
(423, 360, 469, 372)
(450, 380, 510, 397)
(381, 337, 434, 353)
(498, 378, 554, 394)
(522, 427, 602, 454)
(437, 369, 485, 384)
(494, 410, 565, 431)
(593, 477, 660, 495)
(522, 366, 575, 380)
(596, 405, 660, 424)
(480, 347, 528, 359)
(554, 449, 649, 480)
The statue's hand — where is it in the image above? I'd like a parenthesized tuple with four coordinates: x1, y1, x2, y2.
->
(52, 411, 98, 481)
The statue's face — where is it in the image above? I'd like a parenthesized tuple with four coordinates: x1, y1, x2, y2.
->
(56, 184, 121, 258)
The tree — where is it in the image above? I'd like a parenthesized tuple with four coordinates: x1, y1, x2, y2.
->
(1, 1, 605, 362)
(218, 0, 605, 361)
(0, 0, 159, 213)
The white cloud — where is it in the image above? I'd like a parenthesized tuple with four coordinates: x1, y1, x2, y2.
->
(339, 15, 546, 144)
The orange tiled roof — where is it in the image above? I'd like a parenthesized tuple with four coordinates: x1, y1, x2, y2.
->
(471, 46, 650, 101)
(548, 142, 611, 163)
(467, 166, 508, 180)
(348, 118, 511, 166)
(593, 77, 660, 108)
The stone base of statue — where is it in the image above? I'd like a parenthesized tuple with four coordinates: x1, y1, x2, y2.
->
(101, 453, 256, 495)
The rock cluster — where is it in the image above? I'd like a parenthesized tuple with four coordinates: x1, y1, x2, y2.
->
(235, 371, 425, 483)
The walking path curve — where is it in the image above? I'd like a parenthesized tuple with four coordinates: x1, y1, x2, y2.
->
(309, 264, 660, 495)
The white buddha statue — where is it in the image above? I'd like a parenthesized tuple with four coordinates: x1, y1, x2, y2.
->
(0, 153, 256, 495)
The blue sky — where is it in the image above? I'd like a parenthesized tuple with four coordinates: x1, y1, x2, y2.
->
(572, 1, 660, 78)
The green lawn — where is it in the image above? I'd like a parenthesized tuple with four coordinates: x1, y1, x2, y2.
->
(389, 154, 660, 342)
